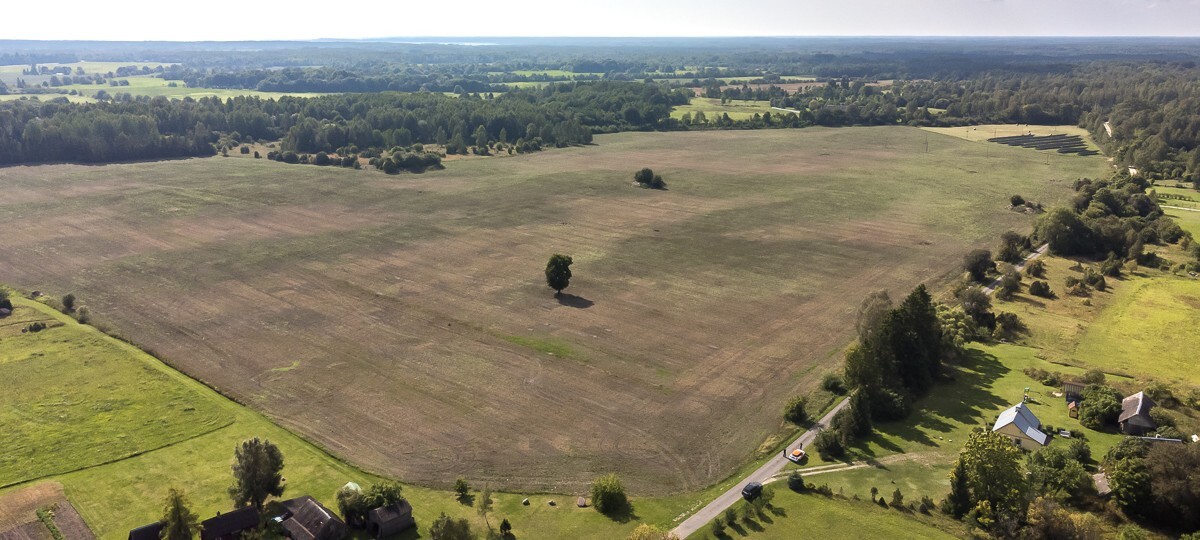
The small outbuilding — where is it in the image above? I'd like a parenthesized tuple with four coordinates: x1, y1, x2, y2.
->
(1119, 391, 1157, 435)
(993, 402, 1048, 451)
(279, 496, 347, 540)
(366, 501, 415, 540)
(1062, 381, 1085, 401)
(200, 507, 260, 540)
(128, 522, 164, 540)
(1067, 400, 1079, 419)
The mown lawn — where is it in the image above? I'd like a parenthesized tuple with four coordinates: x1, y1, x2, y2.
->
(0, 297, 231, 488)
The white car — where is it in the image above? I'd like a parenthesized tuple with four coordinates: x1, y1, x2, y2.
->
(786, 448, 806, 463)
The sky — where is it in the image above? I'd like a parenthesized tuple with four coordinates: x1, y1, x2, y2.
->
(7, 0, 1200, 41)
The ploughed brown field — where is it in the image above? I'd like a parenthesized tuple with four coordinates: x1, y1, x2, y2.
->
(0, 127, 1106, 494)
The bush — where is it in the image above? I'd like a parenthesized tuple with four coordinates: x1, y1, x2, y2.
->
(1024, 258, 1046, 278)
(25, 321, 47, 333)
(633, 168, 654, 184)
(997, 270, 1021, 299)
(821, 373, 846, 394)
(812, 430, 845, 459)
(1066, 438, 1092, 463)
(1144, 382, 1178, 408)
(1028, 280, 1053, 298)
(1149, 407, 1175, 429)
(1081, 369, 1106, 385)
(787, 471, 805, 492)
(710, 517, 725, 537)
(783, 396, 808, 425)
(590, 474, 628, 516)
(1079, 384, 1122, 429)
(61, 293, 76, 313)
(1011, 195, 1026, 207)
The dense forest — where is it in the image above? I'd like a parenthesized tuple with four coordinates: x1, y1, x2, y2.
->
(0, 82, 687, 165)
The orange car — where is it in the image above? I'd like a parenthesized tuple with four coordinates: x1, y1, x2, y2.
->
(787, 448, 806, 463)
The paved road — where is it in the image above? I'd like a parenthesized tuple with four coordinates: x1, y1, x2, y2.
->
(982, 243, 1049, 295)
(671, 243, 1053, 538)
(670, 397, 850, 539)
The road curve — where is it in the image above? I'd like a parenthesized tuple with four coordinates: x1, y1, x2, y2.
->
(671, 243, 1052, 538)
(670, 397, 850, 539)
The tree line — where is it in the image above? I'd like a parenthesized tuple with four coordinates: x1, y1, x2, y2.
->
(0, 81, 686, 165)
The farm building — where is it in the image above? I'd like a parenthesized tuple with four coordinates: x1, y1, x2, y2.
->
(279, 496, 347, 540)
(127, 522, 164, 540)
(366, 501, 415, 539)
(200, 507, 260, 540)
(993, 402, 1048, 451)
(1118, 391, 1157, 435)
(1062, 381, 1085, 401)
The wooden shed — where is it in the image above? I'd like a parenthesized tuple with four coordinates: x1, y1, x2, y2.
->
(366, 501, 415, 539)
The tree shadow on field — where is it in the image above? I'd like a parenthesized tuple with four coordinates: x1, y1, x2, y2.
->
(457, 493, 475, 506)
(599, 501, 638, 524)
(555, 293, 594, 309)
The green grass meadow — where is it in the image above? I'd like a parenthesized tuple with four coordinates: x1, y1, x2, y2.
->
(692, 491, 962, 540)
(670, 97, 775, 120)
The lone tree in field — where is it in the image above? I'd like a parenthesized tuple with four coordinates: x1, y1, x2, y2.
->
(161, 488, 200, 540)
(591, 473, 629, 517)
(229, 437, 285, 511)
(545, 254, 573, 295)
(454, 477, 471, 501)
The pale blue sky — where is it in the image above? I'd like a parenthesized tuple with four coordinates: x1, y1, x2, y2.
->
(11, 0, 1200, 40)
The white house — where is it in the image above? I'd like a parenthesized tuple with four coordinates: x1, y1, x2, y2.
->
(993, 402, 1048, 451)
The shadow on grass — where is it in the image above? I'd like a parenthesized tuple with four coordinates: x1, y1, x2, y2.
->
(853, 349, 1012, 455)
(457, 494, 475, 506)
(598, 502, 638, 524)
(555, 293, 594, 309)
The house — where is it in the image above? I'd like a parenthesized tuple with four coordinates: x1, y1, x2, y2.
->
(993, 402, 1048, 451)
(200, 507, 260, 540)
(1067, 400, 1079, 419)
(366, 501, 415, 540)
(1118, 391, 1157, 435)
(1062, 381, 1085, 401)
(279, 496, 347, 540)
(128, 522, 164, 540)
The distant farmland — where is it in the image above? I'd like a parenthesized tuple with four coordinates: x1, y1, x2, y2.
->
(0, 127, 1107, 494)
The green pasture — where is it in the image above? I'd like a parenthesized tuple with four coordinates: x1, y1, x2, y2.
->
(690, 491, 962, 540)
(670, 97, 775, 120)
(0, 61, 174, 85)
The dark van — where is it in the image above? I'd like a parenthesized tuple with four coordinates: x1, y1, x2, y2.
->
(741, 481, 763, 500)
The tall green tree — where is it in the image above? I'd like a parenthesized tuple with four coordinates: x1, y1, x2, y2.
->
(228, 437, 285, 511)
(958, 428, 1026, 521)
(545, 254, 573, 295)
(161, 488, 200, 540)
(944, 457, 972, 519)
(591, 473, 628, 517)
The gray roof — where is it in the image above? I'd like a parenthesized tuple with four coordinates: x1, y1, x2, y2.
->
(1119, 391, 1156, 425)
(993, 402, 1048, 445)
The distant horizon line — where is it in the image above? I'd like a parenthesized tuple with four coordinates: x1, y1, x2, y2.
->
(3, 35, 1200, 44)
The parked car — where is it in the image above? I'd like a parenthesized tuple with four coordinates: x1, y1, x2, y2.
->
(786, 448, 806, 463)
(741, 482, 763, 500)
